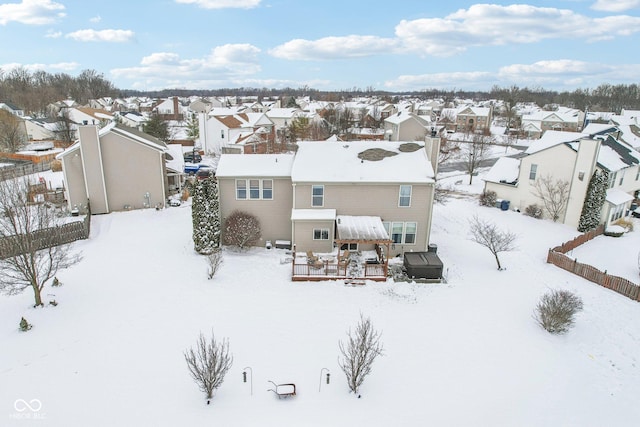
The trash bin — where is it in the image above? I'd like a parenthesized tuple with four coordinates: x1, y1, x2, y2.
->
(495, 199, 503, 209)
(500, 200, 510, 211)
(428, 243, 438, 253)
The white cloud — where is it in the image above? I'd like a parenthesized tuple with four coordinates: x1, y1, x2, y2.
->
(44, 29, 61, 38)
(0, 61, 79, 72)
(591, 0, 640, 12)
(0, 0, 65, 25)
(384, 72, 494, 90)
(395, 4, 640, 56)
(174, 0, 260, 9)
(89, 15, 101, 23)
(111, 44, 262, 89)
(382, 60, 640, 91)
(65, 29, 135, 42)
(269, 35, 400, 60)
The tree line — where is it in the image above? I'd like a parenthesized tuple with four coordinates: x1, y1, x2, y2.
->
(2, 66, 640, 114)
(0, 67, 118, 116)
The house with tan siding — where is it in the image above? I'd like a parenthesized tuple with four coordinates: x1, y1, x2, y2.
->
(57, 123, 169, 214)
(215, 138, 440, 259)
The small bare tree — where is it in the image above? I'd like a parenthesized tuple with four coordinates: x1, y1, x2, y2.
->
(222, 210, 261, 249)
(206, 250, 223, 280)
(534, 290, 583, 334)
(184, 331, 233, 401)
(531, 175, 570, 222)
(462, 133, 492, 185)
(468, 215, 517, 270)
(0, 175, 82, 306)
(338, 314, 384, 395)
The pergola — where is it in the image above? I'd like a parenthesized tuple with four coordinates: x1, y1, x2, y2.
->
(334, 215, 392, 271)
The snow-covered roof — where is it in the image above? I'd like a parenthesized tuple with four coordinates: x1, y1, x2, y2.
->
(336, 215, 390, 242)
(525, 130, 585, 154)
(166, 144, 185, 173)
(290, 209, 337, 221)
(291, 141, 434, 184)
(483, 157, 520, 184)
(215, 154, 295, 178)
(606, 188, 633, 206)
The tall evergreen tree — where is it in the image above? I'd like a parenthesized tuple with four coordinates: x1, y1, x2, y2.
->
(191, 178, 221, 254)
(143, 114, 170, 142)
(577, 170, 609, 232)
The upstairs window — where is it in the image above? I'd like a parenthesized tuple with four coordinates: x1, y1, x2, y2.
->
(529, 164, 538, 180)
(262, 180, 273, 200)
(236, 180, 247, 199)
(312, 185, 324, 207)
(249, 179, 260, 199)
(399, 185, 412, 207)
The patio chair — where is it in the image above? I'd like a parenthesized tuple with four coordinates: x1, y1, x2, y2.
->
(339, 250, 350, 263)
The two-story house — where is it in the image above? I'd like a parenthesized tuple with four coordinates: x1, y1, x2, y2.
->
(383, 111, 430, 141)
(201, 112, 275, 154)
(483, 128, 640, 229)
(216, 138, 440, 261)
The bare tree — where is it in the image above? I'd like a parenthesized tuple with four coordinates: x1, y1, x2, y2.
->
(437, 133, 460, 164)
(0, 175, 82, 306)
(338, 314, 384, 395)
(206, 250, 223, 280)
(184, 331, 233, 401)
(222, 211, 261, 249)
(462, 133, 492, 185)
(531, 175, 570, 222)
(0, 110, 27, 152)
(54, 108, 76, 144)
(468, 215, 517, 270)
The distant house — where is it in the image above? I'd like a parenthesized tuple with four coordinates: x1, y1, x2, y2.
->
(0, 101, 25, 117)
(57, 123, 170, 214)
(383, 111, 430, 141)
(215, 137, 440, 260)
(201, 112, 275, 154)
(520, 109, 584, 138)
(483, 128, 640, 228)
(454, 106, 492, 133)
(154, 97, 185, 121)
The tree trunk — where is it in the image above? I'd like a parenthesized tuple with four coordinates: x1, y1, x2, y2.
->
(494, 253, 502, 270)
(32, 282, 43, 307)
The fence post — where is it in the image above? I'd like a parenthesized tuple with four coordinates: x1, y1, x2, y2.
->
(573, 258, 578, 273)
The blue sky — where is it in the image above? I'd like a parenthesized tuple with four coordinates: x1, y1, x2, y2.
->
(1, 0, 639, 92)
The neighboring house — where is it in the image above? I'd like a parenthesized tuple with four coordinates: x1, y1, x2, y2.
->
(383, 111, 430, 141)
(201, 112, 275, 154)
(455, 106, 492, 133)
(67, 107, 114, 126)
(57, 123, 169, 214)
(154, 97, 185, 121)
(521, 109, 584, 137)
(215, 138, 440, 258)
(0, 101, 25, 117)
(483, 129, 640, 228)
(265, 107, 303, 135)
(24, 118, 55, 141)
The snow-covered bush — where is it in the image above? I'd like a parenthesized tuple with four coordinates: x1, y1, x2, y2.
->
(604, 225, 625, 237)
(19, 317, 32, 331)
(479, 190, 497, 207)
(534, 290, 583, 334)
(222, 211, 261, 249)
(524, 204, 543, 219)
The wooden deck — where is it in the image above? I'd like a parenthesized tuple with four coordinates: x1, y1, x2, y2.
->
(291, 251, 388, 282)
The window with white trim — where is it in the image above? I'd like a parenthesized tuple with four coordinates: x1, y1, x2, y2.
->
(529, 164, 538, 180)
(399, 185, 412, 207)
(383, 221, 417, 245)
(249, 179, 260, 199)
(262, 180, 273, 199)
(236, 179, 273, 200)
(236, 179, 247, 199)
(312, 185, 324, 207)
(340, 243, 358, 251)
(608, 171, 617, 188)
(619, 169, 625, 185)
(313, 228, 329, 240)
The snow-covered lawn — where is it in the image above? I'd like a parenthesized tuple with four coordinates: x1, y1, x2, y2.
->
(2, 184, 640, 426)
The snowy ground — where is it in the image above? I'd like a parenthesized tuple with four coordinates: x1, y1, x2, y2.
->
(2, 170, 640, 427)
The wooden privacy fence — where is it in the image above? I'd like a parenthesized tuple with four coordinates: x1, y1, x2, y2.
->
(546, 225, 640, 302)
(0, 161, 52, 181)
(0, 209, 90, 259)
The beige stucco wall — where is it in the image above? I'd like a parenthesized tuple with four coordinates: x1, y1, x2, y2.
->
(99, 132, 165, 211)
(292, 220, 335, 253)
(218, 176, 293, 247)
(293, 182, 433, 256)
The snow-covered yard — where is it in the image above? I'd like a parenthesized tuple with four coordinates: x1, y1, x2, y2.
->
(2, 176, 640, 426)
